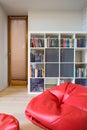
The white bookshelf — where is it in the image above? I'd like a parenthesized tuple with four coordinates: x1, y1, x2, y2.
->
(28, 32, 87, 94)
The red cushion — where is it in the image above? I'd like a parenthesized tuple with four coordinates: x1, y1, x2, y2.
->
(25, 82, 87, 130)
(0, 113, 19, 130)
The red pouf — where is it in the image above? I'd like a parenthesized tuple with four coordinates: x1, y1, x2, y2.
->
(25, 82, 87, 130)
(0, 113, 19, 130)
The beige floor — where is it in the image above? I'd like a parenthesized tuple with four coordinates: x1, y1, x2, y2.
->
(0, 86, 43, 130)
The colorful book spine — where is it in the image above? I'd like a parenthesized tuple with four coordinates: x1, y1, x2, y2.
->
(35, 68, 38, 77)
(31, 38, 36, 47)
(31, 68, 35, 77)
(70, 39, 72, 48)
(66, 39, 69, 47)
(30, 65, 32, 77)
(61, 39, 63, 47)
(42, 68, 45, 77)
(47, 37, 51, 47)
(63, 38, 66, 47)
(38, 69, 42, 77)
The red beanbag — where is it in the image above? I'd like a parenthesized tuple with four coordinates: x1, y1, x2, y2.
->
(25, 82, 87, 130)
(0, 113, 19, 130)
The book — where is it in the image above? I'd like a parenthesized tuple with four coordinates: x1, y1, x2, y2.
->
(63, 38, 66, 47)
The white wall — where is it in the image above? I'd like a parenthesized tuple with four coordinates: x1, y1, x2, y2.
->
(0, 5, 8, 91)
(28, 11, 83, 31)
(28, 11, 83, 86)
(83, 7, 87, 31)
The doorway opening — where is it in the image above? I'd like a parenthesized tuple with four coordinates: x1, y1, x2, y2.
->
(8, 16, 28, 86)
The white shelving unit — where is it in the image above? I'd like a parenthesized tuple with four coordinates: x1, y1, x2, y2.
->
(28, 32, 87, 94)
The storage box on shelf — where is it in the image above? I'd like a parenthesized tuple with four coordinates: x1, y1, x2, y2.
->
(28, 32, 87, 93)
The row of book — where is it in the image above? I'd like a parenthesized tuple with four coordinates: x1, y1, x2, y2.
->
(30, 38, 87, 48)
(75, 39, 86, 47)
(30, 52, 44, 62)
(30, 65, 44, 77)
(30, 38, 44, 47)
(61, 38, 74, 48)
(75, 67, 87, 77)
(46, 38, 59, 47)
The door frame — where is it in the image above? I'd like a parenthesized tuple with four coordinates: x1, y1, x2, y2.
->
(8, 16, 28, 86)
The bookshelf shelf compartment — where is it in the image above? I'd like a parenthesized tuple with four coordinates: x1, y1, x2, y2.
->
(30, 63, 44, 78)
(30, 49, 44, 62)
(30, 78, 44, 92)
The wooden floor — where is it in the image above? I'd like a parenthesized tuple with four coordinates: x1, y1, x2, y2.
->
(0, 86, 43, 130)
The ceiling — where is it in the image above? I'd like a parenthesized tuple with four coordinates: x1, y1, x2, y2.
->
(0, 0, 87, 15)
